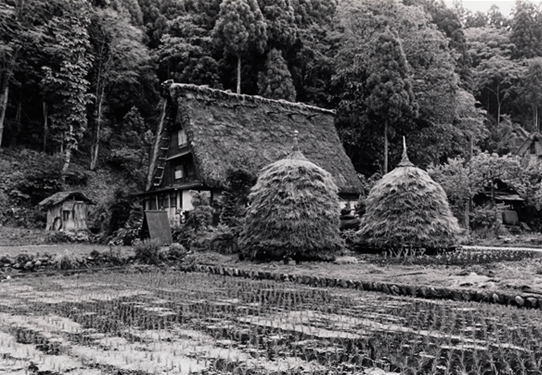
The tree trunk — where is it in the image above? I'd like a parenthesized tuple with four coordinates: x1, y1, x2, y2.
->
(491, 178, 495, 206)
(145, 98, 168, 192)
(43, 101, 48, 152)
(236, 54, 241, 94)
(61, 125, 74, 185)
(535, 105, 539, 132)
(0, 73, 10, 148)
(496, 83, 501, 126)
(10, 101, 21, 147)
(384, 120, 388, 174)
(90, 87, 105, 171)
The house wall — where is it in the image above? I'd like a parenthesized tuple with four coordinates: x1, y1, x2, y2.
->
(143, 189, 220, 225)
(182, 190, 194, 211)
(162, 155, 197, 187)
(45, 205, 62, 230)
(45, 201, 89, 231)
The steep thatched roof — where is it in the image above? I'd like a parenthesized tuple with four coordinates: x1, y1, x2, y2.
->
(357, 150, 460, 250)
(38, 192, 94, 207)
(168, 83, 361, 195)
(240, 149, 343, 261)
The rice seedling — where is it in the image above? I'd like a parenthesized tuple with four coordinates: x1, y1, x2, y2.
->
(2, 269, 542, 374)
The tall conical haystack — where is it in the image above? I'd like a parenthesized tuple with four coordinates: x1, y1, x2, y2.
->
(239, 143, 344, 261)
(357, 143, 460, 251)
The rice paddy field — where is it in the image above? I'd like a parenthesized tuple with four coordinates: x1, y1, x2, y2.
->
(2, 269, 542, 375)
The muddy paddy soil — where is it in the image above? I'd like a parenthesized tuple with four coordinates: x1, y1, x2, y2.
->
(3, 243, 542, 298)
(2, 270, 542, 375)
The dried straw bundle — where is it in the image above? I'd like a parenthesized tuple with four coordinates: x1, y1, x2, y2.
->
(239, 150, 344, 261)
(357, 156, 460, 251)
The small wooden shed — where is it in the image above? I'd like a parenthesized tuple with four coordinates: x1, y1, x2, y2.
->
(38, 192, 94, 231)
(515, 132, 542, 167)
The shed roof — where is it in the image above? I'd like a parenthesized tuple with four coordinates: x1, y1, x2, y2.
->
(516, 132, 542, 157)
(38, 191, 95, 207)
(166, 83, 362, 195)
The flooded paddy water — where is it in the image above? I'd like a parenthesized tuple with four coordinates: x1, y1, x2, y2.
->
(1, 269, 542, 374)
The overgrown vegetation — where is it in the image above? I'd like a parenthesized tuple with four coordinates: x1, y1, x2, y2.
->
(4, 0, 542, 251)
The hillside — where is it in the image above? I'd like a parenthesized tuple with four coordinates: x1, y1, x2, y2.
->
(0, 147, 143, 243)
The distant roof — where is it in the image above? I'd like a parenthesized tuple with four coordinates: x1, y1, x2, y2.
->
(516, 132, 542, 157)
(38, 191, 94, 207)
(165, 83, 362, 195)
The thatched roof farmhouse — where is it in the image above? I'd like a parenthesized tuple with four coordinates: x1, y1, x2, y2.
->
(141, 83, 362, 224)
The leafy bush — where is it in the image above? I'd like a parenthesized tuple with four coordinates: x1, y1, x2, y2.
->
(185, 191, 213, 232)
(133, 239, 164, 265)
(45, 230, 91, 244)
(172, 224, 197, 250)
(341, 229, 359, 251)
(167, 243, 188, 260)
(93, 188, 144, 245)
(470, 204, 505, 238)
(191, 224, 239, 254)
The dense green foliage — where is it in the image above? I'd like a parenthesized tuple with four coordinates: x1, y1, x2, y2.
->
(4, 0, 542, 235)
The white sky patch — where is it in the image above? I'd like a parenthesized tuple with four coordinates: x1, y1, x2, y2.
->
(444, 1, 542, 17)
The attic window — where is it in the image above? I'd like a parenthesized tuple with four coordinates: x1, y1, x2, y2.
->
(175, 164, 184, 180)
(178, 129, 188, 147)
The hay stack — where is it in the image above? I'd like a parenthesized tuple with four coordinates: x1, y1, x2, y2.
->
(239, 147, 343, 261)
(357, 146, 459, 251)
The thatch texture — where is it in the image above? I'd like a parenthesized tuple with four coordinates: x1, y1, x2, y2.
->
(167, 83, 361, 195)
(357, 156, 460, 250)
(239, 150, 344, 261)
(38, 191, 94, 207)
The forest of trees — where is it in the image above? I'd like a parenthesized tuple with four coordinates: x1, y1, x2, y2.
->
(1, 0, 542, 179)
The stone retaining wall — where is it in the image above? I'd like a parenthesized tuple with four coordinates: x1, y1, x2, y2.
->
(180, 264, 542, 309)
(2, 252, 540, 309)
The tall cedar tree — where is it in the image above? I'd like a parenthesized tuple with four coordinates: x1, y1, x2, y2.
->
(365, 29, 418, 173)
(257, 48, 296, 101)
(156, 14, 222, 87)
(511, 0, 542, 59)
(40, 1, 93, 183)
(259, 0, 297, 49)
(212, 0, 267, 93)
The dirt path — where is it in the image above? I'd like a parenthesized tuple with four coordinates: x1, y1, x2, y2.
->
(463, 245, 542, 252)
(0, 243, 133, 257)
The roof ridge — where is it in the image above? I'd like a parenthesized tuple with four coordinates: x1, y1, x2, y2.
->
(168, 83, 335, 115)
